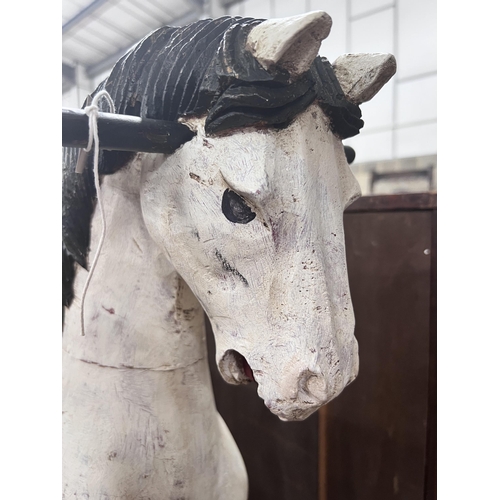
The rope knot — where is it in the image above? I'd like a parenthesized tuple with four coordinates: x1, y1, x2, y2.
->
(84, 104, 99, 116)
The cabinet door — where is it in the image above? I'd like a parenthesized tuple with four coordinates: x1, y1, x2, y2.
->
(320, 209, 434, 500)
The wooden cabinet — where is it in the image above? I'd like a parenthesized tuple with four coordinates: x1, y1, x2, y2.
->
(206, 193, 436, 500)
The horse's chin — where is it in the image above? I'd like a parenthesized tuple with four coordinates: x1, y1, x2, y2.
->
(270, 405, 320, 422)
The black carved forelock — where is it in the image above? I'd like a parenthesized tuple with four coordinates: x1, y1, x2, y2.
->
(62, 16, 363, 309)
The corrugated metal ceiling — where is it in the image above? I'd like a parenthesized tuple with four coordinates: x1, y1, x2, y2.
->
(62, 0, 205, 90)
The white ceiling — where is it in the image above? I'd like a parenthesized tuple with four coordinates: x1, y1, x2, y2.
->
(62, 0, 205, 90)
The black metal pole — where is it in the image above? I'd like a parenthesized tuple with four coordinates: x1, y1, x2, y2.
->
(62, 108, 195, 154)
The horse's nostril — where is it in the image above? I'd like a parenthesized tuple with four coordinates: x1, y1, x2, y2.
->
(300, 371, 328, 401)
(219, 349, 255, 384)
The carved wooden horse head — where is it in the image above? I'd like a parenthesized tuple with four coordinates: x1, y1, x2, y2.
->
(63, 12, 396, 421)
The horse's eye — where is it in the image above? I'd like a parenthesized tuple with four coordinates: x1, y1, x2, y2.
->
(222, 189, 256, 224)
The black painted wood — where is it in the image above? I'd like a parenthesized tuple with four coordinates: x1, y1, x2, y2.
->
(222, 189, 257, 224)
(62, 107, 195, 153)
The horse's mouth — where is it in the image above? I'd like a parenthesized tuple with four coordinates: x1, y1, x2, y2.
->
(219, 349, 255, 384)
(242, 356, 255, 381)
(267, 403, 320, 422)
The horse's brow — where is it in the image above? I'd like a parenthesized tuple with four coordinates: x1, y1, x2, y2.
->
(219, 170, 267, 200)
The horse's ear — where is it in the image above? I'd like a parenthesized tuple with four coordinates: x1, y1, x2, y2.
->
(332, 53, 397, 104)
(246, 11, 332, 77)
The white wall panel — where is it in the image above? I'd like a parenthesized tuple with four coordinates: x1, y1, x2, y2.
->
(227, 2, 244, 16)
(274, 0, 307, 17)
(63, 87, 80, 108)
(395, 122, 437, 158)
(241, 0, 272, 19)
(397, 0, 437, 78)
(93, 69, 112, 88)
(351, 0, 393, 18)
(396, 74, 437, 126)
(358, 79, 394, 131)
(344, 130, 393, 163)
(311, 0, 348, 59)
(350, 7, 394, 53)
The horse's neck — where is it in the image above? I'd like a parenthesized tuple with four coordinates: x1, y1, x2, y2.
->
(63, 157, 207, 370)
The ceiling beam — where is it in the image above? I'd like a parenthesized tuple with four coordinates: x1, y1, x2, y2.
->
(188, 0, 206, 8)
(63, 0, 112, 35)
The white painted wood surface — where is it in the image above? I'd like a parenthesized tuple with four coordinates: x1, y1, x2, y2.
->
(333, 53, 397, 104)
(63, 153, 248, 499)
(246, 11, 332, 76)
(62, 12, 396, 499)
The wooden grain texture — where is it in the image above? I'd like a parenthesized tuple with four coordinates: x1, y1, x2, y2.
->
(321, 209, 433, 500)
(424, 209, 437, 500)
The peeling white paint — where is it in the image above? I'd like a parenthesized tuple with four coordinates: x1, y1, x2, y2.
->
(333, 53, 397, 104)
(247, 11, 332, 76)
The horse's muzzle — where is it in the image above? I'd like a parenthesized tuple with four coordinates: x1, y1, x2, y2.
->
(259, 369, 333, 421)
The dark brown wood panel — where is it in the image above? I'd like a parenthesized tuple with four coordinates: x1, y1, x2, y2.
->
(321, 210, 433, 500)
(424, 209, 437, 500)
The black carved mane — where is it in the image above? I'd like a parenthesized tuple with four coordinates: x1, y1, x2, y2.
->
(62, 16, 363, 309)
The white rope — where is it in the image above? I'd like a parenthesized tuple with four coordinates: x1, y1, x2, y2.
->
(78, 90, 116, 336)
